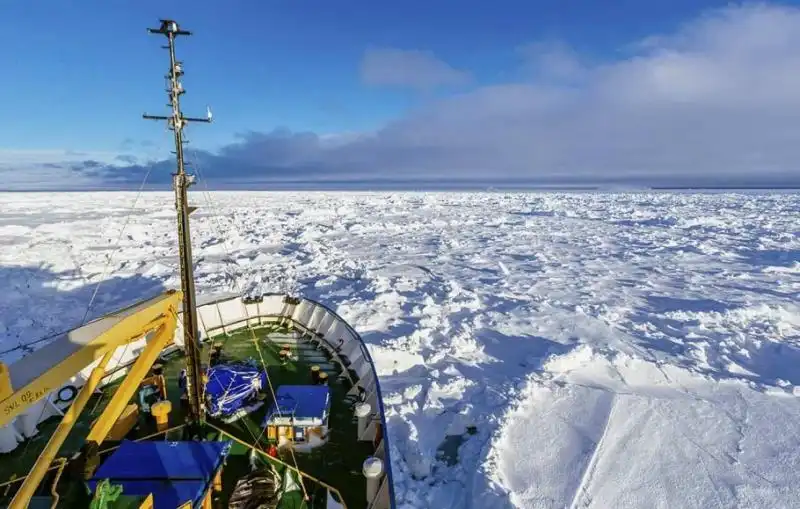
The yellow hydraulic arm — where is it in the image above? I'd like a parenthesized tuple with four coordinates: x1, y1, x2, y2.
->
(0, 290, 181, 427)
(0, 290, 182, 509)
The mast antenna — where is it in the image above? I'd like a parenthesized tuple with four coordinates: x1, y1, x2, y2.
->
(143, 19, 211, 427)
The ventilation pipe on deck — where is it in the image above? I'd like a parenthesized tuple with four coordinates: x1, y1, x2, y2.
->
(354, 402, 372, 440)
(362, 456, 384, 505)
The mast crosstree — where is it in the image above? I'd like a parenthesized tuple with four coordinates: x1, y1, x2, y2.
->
(143, 19, 212, 426)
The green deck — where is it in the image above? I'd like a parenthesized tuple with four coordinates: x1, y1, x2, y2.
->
(0, 324, 373, 509)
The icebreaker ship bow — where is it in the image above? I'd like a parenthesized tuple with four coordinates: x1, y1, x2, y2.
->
(0, 19, 395, 509)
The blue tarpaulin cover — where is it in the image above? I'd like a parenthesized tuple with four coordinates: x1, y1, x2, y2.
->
(87, 440, 231, 509)
(263, 385, 330, 424)
(204, 361, 268, 417)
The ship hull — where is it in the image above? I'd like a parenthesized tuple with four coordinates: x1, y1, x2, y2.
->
(0, 293, 396, 509)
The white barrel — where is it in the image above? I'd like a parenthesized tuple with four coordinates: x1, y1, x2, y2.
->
(354, 402, 372, 440)
(363, 456, 384, 504)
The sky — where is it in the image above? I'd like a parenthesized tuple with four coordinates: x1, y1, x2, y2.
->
(1, 0, 800, 190)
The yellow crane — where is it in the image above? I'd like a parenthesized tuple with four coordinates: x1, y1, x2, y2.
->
(0, 290, 182, 508)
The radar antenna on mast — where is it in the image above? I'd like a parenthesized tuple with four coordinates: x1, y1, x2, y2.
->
(143, 19, 211, 428)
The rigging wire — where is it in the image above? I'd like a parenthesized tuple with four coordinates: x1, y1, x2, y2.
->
(79, 164, 156, 326)
(13, 159, 157, 461)
(182, 143, 310, 500)
(183, 142, 241, 290)
(0, 159, 158, 358)
(174, 309, 311, 502)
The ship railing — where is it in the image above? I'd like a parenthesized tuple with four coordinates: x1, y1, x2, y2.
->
(187, 294, 396, 505)
(367, 474, 392, 509)
(0, 292, 397, 508)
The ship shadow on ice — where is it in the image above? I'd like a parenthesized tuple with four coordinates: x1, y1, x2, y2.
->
(0, 264, 167, 362)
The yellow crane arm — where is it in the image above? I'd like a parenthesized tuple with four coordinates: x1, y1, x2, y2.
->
(0, 290, 183, 509)
(0, 290, 182, 428)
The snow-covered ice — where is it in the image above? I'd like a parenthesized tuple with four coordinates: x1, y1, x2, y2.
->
(1, 190, 799, 508)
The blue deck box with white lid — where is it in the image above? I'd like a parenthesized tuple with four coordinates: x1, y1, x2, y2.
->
(263, 385, 330, 442)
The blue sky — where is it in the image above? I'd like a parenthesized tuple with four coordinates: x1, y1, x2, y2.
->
(2, 1, 800, 189)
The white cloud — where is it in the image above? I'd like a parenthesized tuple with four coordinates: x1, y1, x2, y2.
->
(593, 4, 800, 109)
(0, 149, 126, 190)
(360, 47, 471, 91)
(517, 41, 586, 82)
(344, 2, 800, 185)
(0, 149, 115, 165)
(7, 3, 800, 189)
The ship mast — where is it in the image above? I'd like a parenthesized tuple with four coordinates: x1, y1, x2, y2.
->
(144, 19, 211, 426)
